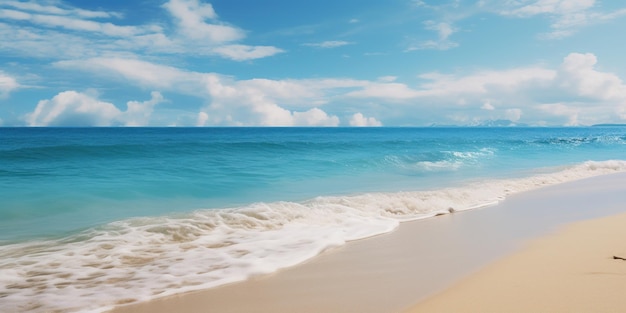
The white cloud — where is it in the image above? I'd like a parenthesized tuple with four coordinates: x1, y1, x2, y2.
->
(538, 102, 581, 125)
(26, 91, 120, 126)
(505, 108, 523, 121)
(57, 57, 353, 126)
(557, 52, 626, 100)
(481, 101, 495, 110)
(0, 71, 19, 98)
(196, 111, 210, 126)
(377, 76, 397, 83)
(499, 0, 626, 39)
(348, 67, 556, 100)
(303, 41, 353, 48)
(0, 1, 282, 61)
(0, 22, 109, 59)
(212, 44, 285, 61)
(3, 1, 122, 19)
(408, 40, 458, 51)
(54, 53, 626, 126)
(293, 108, 340, 126)
(0, 9, 150, 37)
(349, 113, 382, 126)
(504, 0, 595, 17)
(163, 0, 243, 43)
(125, 91, 164, 126)
(346, 82, 421, 99)
(429, 21, 455, 40)
(55, 58, 209, 94)
(25, 91, 163, 126)
(407, 21, 459, 51)
(416, 67, 557, 96)
(200, 76, 342, 126)
(348, 52, 626, 125)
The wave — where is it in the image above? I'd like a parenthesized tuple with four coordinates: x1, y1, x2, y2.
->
(531, 135, 626, 147)
(414, 148, 496, 171)
(1, 160, 626, 312)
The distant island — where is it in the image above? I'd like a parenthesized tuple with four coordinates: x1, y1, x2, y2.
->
(592, 124, 626, 127)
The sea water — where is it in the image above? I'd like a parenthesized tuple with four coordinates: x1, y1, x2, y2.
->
(1, 127, 625, 312)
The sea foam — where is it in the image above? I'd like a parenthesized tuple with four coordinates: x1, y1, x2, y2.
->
(1, 160, 626, 312)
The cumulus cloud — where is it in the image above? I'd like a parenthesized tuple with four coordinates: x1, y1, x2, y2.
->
(538, 102, 581, 125)
(557, 52, 626, 100)
(54, 53, 626, 126)
(58, 57, 351, 126)
(0, 71, 19, 98)
(347, 52, 626, 125)
(25, 91, 163, 126)
(481, 101, 495, 110)
(293, 108, 340, 126)
(349, 113, 382, 126)
(199, 76, 341, 126)
(196, 111, 209, 126)
(124, 91, 164, 126)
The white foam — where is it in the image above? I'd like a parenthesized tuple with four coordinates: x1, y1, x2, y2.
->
(1, 160, 626, 312)
(415, 148, 495, 171)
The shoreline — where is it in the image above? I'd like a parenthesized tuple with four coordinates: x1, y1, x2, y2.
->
(110, 172, 626, 313)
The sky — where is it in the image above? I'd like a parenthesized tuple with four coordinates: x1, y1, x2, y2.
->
(1, 0, 626, 127)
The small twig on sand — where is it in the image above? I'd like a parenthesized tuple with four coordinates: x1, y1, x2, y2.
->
(613, 256, 626, 261)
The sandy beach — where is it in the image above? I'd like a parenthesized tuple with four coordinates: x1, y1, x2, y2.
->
(111, 172, 626, 313)
(408, 210, 626, 313)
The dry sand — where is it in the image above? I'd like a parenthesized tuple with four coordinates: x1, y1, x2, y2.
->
(110, 173, 626, 313)
(408, 211, 626, 313)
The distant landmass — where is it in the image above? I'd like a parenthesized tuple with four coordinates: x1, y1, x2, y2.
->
(428, 119, 529, 127)
(426, 122, 626, 128)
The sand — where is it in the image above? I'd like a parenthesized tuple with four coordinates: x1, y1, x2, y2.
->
(407, 211, 626, 313)
(110, 172, 626, 313)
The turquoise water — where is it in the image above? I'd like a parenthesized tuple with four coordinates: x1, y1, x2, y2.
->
(1, 127, 626, 312)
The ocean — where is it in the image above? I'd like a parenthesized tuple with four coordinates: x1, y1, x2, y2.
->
(1, 127, 626, 312)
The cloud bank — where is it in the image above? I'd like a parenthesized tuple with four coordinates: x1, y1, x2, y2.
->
(47, 52, 626, 126)
(26, 91, 163, 126)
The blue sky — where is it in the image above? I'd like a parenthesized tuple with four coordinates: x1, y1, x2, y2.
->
(1, 0, 626, 126)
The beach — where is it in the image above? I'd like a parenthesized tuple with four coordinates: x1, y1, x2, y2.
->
(4, 128, 626, 313)
(110, 172, 626, 313)
(408, 211, 626, 313)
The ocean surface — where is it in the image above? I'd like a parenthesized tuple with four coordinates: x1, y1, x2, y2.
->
(1, 127, 626, 312)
